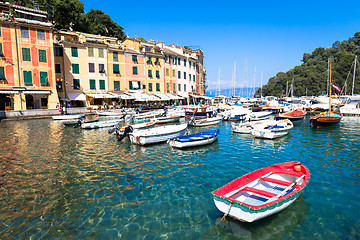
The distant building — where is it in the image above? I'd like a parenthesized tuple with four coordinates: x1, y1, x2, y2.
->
(0, 3, 59, 110)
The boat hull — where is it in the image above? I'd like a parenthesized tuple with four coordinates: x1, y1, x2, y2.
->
(310, 112, 342, 126)
(252, 129, 289, 139)
(168, 129, 219, 148)
(155, 115, 181, 124)
(52, 114, 84, 120)
(81, 119, 123, 129)
(189, 116, 223, 127)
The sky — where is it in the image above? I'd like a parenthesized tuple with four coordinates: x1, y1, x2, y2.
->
(84, 0, 360, 95)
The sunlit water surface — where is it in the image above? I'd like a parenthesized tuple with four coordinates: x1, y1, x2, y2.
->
(0, 116, 359, 239)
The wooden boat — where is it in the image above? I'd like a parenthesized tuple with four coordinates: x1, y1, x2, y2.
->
(52, 114, 84, 120)
(154, 115, 181, 124)
(310, 59, 342, 126)
(128, 123, 188, 145)
(168, 129, 219, 148)
(248, 111, 272, 121)
(62, 118, 98, 126)
(189, 116, 223, 127)
(80, 119, 123, 129)
(277, 109, 306, 121)
(232, 120, 275, 134)
(251, 119, 293, 139)
(212, 161, 310, 222)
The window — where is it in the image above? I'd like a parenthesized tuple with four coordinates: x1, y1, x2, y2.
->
(55, 64, 61, 73)
(0, 67, 5, 80)
(129, 81, 141, 90)
(98, 48, 104, 58)
(173, 57, 177, 65)
(71, 47, 78, 57)
(113, 52, 118, 61)
(189, 74, 191, 81)
(166, 83, 169, 93)
(113, 64, 120, 74)
(72, 64, 79, 74)
(132, 55, 138, 62)
(23, 71, 32, 85)
(172, 69, 175, 77)
(20, 27, 29, 38)
(148, 70, 152, 78)
(0, 26, 2, 36)
(191, 86, 194, 92)
(114, 81, 120, 91)
(178, 71, 181, 79)
(173, 83, 175, 92)
(147, 57, 152, 65)
(178, 84, 181, 91)
(99, 64, 105, 73)
(56, 81, 62, 91)
(178, 58, 181, 65)
(88, 47, 94, 57)
(148, 83, 153, 91)
(184, 72, 186, 79)
(184, 84, 186, 92)
(54, 47, 63, 56)
(38, 50, 47, 62)
(156, 83, 160, 91)
(40, 71, 48, 86)
(37, 29, 45, 40)
(166, 68, 169, 76)
(189, 61, 191, 68)
(22, 48, 31, 61)
(73, 79, 80, 89)
(133, 66, 138, 75)
(184, 59, 187, 67)
(99, 80, 105, 89)
(155, 57, 160, 65)
(89, 63, 95, 73)
(0, 43, 3, 56)
(156, 70, 160, 78)
(193, 75, 195, 82)
(89, 79, 96, 89)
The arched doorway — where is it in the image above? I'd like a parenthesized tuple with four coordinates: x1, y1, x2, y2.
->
(26, 94, 34, 110)
(0, 94, 12, 110)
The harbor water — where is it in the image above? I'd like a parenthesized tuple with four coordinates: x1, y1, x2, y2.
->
(0, 116, 359, 239)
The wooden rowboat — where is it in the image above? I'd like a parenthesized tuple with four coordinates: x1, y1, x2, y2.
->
(212, 161, 310, 222)
(310, 111, 342, 126)
(168, 129, 219, 148)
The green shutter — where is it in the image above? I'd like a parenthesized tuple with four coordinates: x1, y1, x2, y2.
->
(72, 64, 79, 74)
(23, 71, 32, 85)
(71, 47, 78, 57)
(0, 43, 2, 56)
(149, 83, 152, 91)
(156, 83, 160, 91)
(90, 79, 96, 89)
(73, 79, 80, 89)
(113, 52, 118, 61)
(88, 47, 94, 57)
(40, 71, 48, 85)
(129, 81, 133, 89)
(39, 50, 47, 62)
(193, 75, 195, 82)
(99, 80, 105, 89)
(132, 55, 137, 62)
(148, 70, 152, 78)
(98, 48, 104, 58)
(0, 67, 5, 80)
(133, 66, 138, 75)
(22, 48, 31, 61)
(113, 64, 119, 74)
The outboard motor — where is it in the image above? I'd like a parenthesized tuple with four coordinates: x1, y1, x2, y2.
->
(117, 125, 133, 141)
(161, 108, 168, 117)
(73, 120, 82, 128)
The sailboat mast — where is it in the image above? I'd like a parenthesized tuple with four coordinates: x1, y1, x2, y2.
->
(261, 72, 263, 98)
(352, 55, 357, 96)
(245, 58, 248, 98)
(291, 78, 294, 98)
(217, 67, 221, 96)
(253, 67, 256, 97)
(233, 61, 236, 97)
(329, 60, 332, 112)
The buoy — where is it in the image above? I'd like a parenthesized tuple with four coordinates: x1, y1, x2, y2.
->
(294, 163, 302, 172)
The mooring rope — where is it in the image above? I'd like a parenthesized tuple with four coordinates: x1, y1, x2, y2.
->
(203, 203, 233, 240)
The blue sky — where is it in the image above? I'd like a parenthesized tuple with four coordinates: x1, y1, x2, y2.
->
(84, 0, 360, 94)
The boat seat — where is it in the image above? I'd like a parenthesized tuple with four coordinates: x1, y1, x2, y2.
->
(243, 187, 277, 198)
(261, 177, 292, 186)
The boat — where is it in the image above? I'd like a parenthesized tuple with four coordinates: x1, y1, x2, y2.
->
(52, 114, 84, 120)
(212, 161, 310, 222)
(277, 109, 306, 122)
(189, 115, 223, 127)
(133, 110, 163, 120)
(154, 115, 181, 124)
(310, 59, 342, 126)
(95, 110, 126, 116)
(80, 119, 124, 129)
(127, 123, 188, 145)
(62, 118, 98, 126)
(339, 98, 360, 116)
(248, 111, 272, 121)
(251, 119, 293, 139)
(185, 106, 216, 119)
(168, 129, 220, 148)
(113, 121, 156, 134)
(232, 120, 274, 134)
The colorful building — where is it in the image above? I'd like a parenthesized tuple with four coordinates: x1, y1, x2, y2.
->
(0, 3, 58, 110)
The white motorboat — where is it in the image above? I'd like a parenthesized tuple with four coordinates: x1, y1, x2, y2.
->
(52, 114, 84, 120)
(248, 111, 272, 121)
(81, 119, 124, 129)
(154, 115, 181, 124)
(251, 119, 293, 139)
(168, 129, 219, 149)
(232, 120, 275, 134)
(133, 111, 163, 120)
(189, 116, 223, 127)
(115, 121, 156, 134)
(128, 123, 188, 145)
(95, 110, 126, 116)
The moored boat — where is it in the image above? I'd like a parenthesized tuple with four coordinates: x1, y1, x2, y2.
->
(189, 116, 223, 127)
(251, 119, 293, 139)
(80, 119, 123, 129)
(52, 114, 84, 120)
(168, 129, 219, 148)
(231, 120, 275, 134)
(154, 115, 181, 124)
(95, 110, 126, 116)
(114, 121, 156, 134)
(62, 118, 98, 126)
(277, 109, 306, 121)
(248, 111, 272, 121)
(212, 161, 310, 222)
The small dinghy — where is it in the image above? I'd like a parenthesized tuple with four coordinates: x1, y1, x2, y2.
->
(80, 119, 124, 129)
(251, 119, 293, 139)
(154, 115, 181, 124)
(52, 114, 84, 120)
(110, 121, 156, 135)
(277, 109, 306, 122)
(248, 112, 272, 121)
(168, 129, 219, 148)
(189, 115, 223, 127)
(231, 120, 275, 134)
(212, 161, 310, 222)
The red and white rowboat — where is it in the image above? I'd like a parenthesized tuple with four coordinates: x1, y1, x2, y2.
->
(212, 161, 310, 222)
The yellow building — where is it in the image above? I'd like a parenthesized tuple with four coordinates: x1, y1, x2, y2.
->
(0, 3, 58, 110)
(108, 43, 125, 93)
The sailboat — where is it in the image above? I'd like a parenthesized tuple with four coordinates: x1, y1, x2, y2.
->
(310, 59, 343, 126)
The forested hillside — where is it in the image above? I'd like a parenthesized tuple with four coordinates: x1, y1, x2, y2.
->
(258, 32, 360, 97)
(7, 0, 126, 40)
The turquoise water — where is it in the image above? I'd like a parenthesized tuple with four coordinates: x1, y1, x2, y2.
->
(0, 116, 359, 239)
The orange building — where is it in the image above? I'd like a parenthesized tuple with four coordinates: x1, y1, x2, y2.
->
(0, 3, 58, 110)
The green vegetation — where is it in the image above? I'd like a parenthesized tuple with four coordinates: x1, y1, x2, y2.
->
(258, 32, 360, 97)
(8, 0, 126, 40)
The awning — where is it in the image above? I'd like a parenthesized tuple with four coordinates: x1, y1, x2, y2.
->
(166, 94, 184, 100)
(108, 93, 135, 100)
(177, 93, 188, 99)
(23, 90, 51, 94)
(86, 93, 116, 99)
(67, 92, 86, 101)
(0, 90, 19, 94)
(155, 94, 172, 101)
(132, 93, 159, 102)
